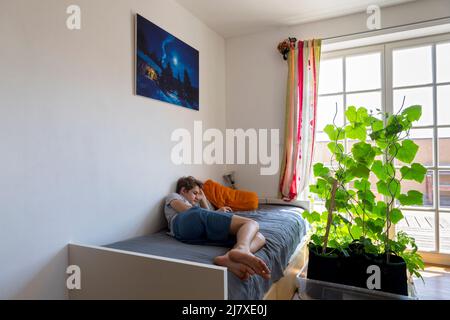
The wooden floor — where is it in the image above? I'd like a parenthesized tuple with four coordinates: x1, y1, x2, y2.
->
(413, 264, 450, 300)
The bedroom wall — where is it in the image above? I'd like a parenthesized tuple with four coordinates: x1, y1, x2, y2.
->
(0, 0, 225, 299)
(226, 0, 450, 198)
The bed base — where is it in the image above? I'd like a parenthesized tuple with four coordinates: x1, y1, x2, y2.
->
(68, 200, 310, 300)
(68, 236, 308, 300)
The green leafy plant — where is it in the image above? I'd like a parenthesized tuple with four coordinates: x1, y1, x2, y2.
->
(303, 103, 425, 279)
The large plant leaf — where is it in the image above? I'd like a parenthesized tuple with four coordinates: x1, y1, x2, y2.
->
(349, 164, 370, 179)
(345, 124, 367, 141)
(357, 107, 369, 123)
(310, 178, 329, 197)
(371, 160, 396, 181)
(313, 163, 330, 178)
(392, 140, 419, 164)
(401, 105, 422, 122)
(371, 160, 386, 180)
(302, 210, 321, 224)
(400, 163, 427, 183)
(354, 179, 371, 191)
(351, 225, 363, 239)
(345, 106, 358, 123)
(327, 142, 345, 155)
(390, 208, 404, 224)
(377, 179, 401, 198)
(352, 142, 376, 165)
(370, 118, 384, 132)
(398, 190, 424, 206)
(324, 124, 345, 141)
(373, 201, 388, 218)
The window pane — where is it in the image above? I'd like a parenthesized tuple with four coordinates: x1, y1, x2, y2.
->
(319, 58, 343, 94)
(313, 132, 332, 166)
(438, 128, 450, 167)
(393, 87, 433, 126)
(437, 85, 450, 125)
(398, 170, 434, 208)
(317, 95, 344, 131)
(346, 91, 382, 118)
(345, 52, 381, 92)
(439, 170, 450, 209)
(396, 210, 435, 252)
(393, 46, 432, 87)
(439, 212, 450, 254)
(437, 42, 450, 83)
(396, 129, 433, 167)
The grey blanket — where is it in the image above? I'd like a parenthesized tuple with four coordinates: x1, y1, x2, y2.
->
(105, 204, 308, 300)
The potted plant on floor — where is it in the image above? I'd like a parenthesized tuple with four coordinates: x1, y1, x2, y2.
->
(302, 103, 425, 295)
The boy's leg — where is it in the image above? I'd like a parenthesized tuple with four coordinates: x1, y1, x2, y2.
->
(249, 232, 266, 253)
(229, 215, 259, 251)
(228, 216, 270, 279)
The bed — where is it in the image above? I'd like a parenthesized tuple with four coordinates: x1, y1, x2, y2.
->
(68, 199, 310, 300)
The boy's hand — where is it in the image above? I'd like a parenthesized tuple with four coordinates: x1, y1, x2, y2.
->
(217, 206, 233, 213)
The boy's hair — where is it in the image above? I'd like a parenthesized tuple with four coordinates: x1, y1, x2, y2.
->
(176, 176, 203, 193)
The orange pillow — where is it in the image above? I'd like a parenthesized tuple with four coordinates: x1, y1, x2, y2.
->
(202, 179, 258, 211)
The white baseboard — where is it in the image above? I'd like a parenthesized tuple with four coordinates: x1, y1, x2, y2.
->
(420, 251, 450, 266)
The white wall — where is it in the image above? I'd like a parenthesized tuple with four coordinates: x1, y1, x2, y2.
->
(226, 0, 450, 198)
(0, 0, 225, 299)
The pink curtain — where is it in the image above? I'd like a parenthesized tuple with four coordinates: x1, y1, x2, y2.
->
(278, 39, 321, 201)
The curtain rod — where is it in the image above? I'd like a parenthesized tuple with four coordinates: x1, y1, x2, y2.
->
(322, 16, 450, 42)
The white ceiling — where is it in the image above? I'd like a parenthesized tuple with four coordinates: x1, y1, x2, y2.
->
(175, 0, 417, 38)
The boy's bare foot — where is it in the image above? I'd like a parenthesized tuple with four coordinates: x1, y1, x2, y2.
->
(228, 248, 271, 279)
(214, 254, 256, 281)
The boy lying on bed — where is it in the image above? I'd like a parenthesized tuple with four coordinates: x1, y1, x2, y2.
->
(164, 176, 271, 281)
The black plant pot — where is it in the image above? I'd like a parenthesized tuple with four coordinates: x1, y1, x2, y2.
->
(307, 245, 408, 296)
(347, 253, 408, 296)
(379, 254, 408, 296)
(306, 245, 345, 284)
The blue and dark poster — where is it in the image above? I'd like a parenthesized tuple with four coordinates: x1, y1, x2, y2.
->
(136, 14, 199, 110)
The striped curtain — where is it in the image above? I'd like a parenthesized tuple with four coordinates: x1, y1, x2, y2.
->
(278, 39, 321, 201)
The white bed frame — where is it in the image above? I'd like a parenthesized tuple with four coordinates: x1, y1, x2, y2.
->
(68, 199, 310, 300)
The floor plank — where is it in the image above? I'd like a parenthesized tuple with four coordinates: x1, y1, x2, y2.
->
(413, 264, 450, 300)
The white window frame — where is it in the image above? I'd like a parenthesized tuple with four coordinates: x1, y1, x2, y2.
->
(316, 45, 385, 204)
(385, 33, 450, 264)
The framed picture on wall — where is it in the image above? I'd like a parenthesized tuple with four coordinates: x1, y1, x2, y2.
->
(135, 14, 199, 111)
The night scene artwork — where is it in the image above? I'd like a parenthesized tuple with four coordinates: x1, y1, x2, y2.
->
(136, 14, 199, 110)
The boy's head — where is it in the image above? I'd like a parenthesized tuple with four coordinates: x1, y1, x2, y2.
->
(176, 176, 204, 205)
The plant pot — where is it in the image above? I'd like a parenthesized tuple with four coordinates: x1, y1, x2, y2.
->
(348, 253, 407, 296)
(307, 245, 408, 296)
(306, 244, 345, 284)
(379, 254, 408, 296)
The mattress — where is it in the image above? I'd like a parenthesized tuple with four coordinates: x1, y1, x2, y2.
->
(105, 204, 308, 300)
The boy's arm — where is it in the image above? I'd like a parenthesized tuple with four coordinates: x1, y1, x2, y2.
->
(169, 199, 192, 213)
(199, 189, 212, 210)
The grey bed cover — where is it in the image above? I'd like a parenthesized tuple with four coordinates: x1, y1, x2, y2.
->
(105, 204, 308, 300)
